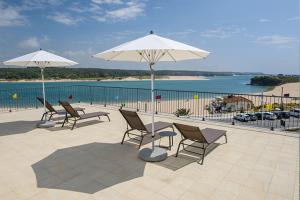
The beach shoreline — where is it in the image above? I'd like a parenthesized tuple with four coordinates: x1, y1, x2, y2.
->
(257, 82, 299, 97)
(0, 75, 209, 83)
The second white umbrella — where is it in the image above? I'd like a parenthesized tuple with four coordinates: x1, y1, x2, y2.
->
(4, 49, 78, 127)
(94, 31, 210, 161)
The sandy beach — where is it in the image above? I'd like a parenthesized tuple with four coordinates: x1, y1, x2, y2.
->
(0, 76, 209, 83)
(262, 82, 299, 97)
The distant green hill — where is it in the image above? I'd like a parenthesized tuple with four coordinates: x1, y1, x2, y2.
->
(250, 75, 299, 86)
(0, 67, 263, 80)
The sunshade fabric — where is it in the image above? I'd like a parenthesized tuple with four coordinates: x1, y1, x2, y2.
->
(94, 34, 209, 62)
(4, 50, 78, 67)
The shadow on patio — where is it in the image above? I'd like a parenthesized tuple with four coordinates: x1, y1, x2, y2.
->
(0, 120, 39, 136)
(155, 142, 220, 170)
(31, 142, 146, 194)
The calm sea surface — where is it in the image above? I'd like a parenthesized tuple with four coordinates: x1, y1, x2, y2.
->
(0, 75, 268, 93)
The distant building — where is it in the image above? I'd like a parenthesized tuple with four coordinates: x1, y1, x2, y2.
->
(223, 96, 253, 111)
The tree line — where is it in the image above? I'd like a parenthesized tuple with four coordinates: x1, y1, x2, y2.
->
(0, 67, 262, 80)
(250, 75, 299, 86)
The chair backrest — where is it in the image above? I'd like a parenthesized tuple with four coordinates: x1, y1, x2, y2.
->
(37, 96, 56, 113)
(119, 109, 147, 131)
(173, 123, 207, 143)
(59, 101, 80, 118)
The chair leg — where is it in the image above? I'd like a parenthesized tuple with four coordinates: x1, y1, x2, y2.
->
(41, 113, 46, 121)
(61, 117, 67, 127)
(200, 147, 206, 165)
(176, 140, 184, 157)
(71, 120, 77, 130)
(121, 130, 129, 144)
(138, 135, 144, 149)
(224, 134, 228, 143)
(48, 113, 53, 120)
(106, 115, 111, 121)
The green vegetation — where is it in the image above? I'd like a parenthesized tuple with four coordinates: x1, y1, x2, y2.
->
(0, 67, 262, 81)
(174, 108, 191, 117)
(250, 75, 299, 86)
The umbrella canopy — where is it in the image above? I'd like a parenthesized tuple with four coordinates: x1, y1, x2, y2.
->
(94, 31, 209, 161)
(94, 33, 209, 63)
(4, 50, 77, 125)
(4, 50, 78, 67)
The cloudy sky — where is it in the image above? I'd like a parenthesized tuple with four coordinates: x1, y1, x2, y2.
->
(0, 0, 298, 74)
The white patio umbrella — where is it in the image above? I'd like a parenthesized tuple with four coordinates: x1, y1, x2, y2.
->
(4, 49, 78, 127)
(94, 31, 209, 161)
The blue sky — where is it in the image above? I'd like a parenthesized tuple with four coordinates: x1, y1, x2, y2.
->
(0, 0, 298, 74)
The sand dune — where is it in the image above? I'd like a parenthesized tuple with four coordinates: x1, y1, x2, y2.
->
(263, 82, 299, 97)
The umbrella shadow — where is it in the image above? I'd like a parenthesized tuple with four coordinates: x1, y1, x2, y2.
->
(155, 142, 220, 171)
(31, 142, 146, 194)
(0, 120, 38, 136)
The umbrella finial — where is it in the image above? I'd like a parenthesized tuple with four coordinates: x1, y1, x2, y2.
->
(150, 30, 154, 34)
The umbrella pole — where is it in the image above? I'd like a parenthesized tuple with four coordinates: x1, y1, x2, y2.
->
(150, 63, 155, 150)
(41, 67, 47, 120)
(138, 63, 167, 162)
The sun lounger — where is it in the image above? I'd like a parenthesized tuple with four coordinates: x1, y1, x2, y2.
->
(37, 97, 85, 121)
(173, 123, 227, 164)
(59, 100, 110, 130)
(119, 109, 174, 148)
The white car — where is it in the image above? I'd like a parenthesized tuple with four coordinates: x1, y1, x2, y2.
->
(234, 114, 250, 122)
(290, 109, 300, 118)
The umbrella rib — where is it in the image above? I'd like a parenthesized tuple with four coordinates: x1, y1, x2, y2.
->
(107, 51, 123, 61)
(188, 50, 206, 58)
(138, 50, 150, 63)
(165, 50, 177, 62)
(154, 50, 162, 62)
(155, 50, 166, 62)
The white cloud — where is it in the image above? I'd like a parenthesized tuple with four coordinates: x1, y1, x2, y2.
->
(20, 0, 65, 10)
(105, 1, 145, 21)
(0, 2, 27, 27)
(153, 6, 162, 10)
(287, 16, 299, 21)
(92, 15, 107, 22)
(48, 13, 81, 25)
(63, 50, 87, 57)
(165, 29, 196, 37)
(69, 2, 102, 14)
(259, 18, 270, 23)
(255, 35, 298, 45)
(18, 36, 49, 49)
(200, 27, 241, 39)
(92, 0, 123, 4)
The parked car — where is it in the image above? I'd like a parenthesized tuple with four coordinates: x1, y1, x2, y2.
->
(254, 112, 265, 120)
(245, 113, 257, 121)
(273, 111, 290, 119)
(233, 114, 250, 122)
(264, 112, 277, 120)
(290, 109, 300, 118)
(254, 112, 276, 120)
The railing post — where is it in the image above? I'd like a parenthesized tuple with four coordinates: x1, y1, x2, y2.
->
(90, 86, 93, 105)
(155, 89, 158, 114)
(104, 87, 106, 107)
(136, 88, 139, 111)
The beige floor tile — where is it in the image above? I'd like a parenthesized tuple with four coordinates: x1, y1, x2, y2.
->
(0, 107, 298, 200)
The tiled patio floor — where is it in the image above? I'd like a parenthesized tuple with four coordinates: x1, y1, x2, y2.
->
(0, 105, 298, 200)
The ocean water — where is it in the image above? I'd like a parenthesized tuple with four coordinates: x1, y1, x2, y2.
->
(0, 75, 268, 94)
